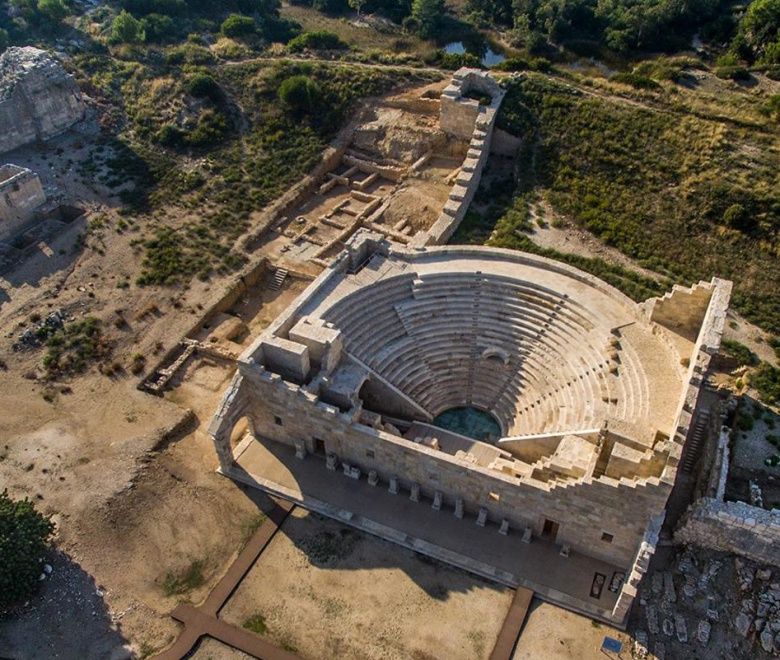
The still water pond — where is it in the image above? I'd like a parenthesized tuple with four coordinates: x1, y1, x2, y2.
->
(444, 41, 506, 67)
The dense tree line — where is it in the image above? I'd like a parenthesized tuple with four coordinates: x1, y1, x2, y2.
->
(465, 0, 737, 53)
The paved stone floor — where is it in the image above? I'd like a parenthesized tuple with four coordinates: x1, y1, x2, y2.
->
(227, 435, 624, 622)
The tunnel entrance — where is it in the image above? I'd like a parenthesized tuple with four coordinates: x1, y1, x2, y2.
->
(432, 407, 502, 443)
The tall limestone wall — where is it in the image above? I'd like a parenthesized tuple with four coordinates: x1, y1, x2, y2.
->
(214, 362, 671, 569)
(0, 47, 85, 154)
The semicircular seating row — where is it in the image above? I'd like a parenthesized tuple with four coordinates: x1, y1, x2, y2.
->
(321, 271, 650, 435)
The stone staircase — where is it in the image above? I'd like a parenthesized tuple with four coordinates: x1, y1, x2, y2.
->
(269, 267, 288, 291)
(681, 411, 710, 474)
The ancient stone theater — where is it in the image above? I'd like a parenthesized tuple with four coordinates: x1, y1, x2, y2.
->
(211, 231, 729, 623)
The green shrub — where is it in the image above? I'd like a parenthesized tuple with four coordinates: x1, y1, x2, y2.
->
(43, 317, 109, 376)
(221, 13, 256, 38)
(156, 123, 185, 146)
(611, 72, 661, 90)
(287, 30, 347, 52)
(753, 362, 780, 405)
(140, 13, 177, 42)
(715, 65, 751, 81)
(122, 0, 186, 16)
(721, 338, 758, 366)
(243, 613, 268, 634)
(0, 490, 55, 608)
(185, 73, 221, 101)
(161, 560, 205, 596)
(278, 75, 323, 115)
(185, 109, 230, 145)
(37, 0, 68, 23)
(165, 42, 215, 64)
(492, 57, 531, 72)
(436, 50, 481, 70)
(110, 10, 146, 44)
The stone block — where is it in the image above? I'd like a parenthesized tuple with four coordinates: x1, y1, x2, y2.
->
(389, 475, 398, 495)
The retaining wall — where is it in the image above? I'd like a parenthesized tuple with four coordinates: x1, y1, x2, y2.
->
(675, 497, 780, 566)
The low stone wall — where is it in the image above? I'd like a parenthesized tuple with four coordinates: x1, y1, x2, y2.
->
(140, 256, 270, 392)
(412, 69, 507, 247)
(675, 498, 780, 566)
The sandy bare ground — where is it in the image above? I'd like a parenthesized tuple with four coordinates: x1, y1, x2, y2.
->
(514, 601, 631, 659)
(219, 507, 514, 660)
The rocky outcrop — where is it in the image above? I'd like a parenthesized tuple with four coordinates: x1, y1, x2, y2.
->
(0, 47, 85, 154)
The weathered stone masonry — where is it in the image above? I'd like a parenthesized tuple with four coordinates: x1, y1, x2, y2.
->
(211, 235, 731, 582)
(0, 47, 85, 154)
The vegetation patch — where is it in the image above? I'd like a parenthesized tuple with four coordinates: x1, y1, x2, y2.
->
(752, 363, 780, 406)
(300, 528, 360, 564)
(721, 339, 758, 367)
(243, 612, 268, 635)
(42, 317, 110, 377)
(161, 559, 206, 596)
(494, 74, 780, 332)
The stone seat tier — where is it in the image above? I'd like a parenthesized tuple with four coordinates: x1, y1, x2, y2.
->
(318, 268, 648, 436)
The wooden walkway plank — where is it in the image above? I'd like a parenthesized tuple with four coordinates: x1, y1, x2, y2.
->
(204, 499, 294, 616)
(489, 587, 535, 660)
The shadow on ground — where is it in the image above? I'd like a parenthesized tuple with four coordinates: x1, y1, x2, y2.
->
(0, 549, 131, 660)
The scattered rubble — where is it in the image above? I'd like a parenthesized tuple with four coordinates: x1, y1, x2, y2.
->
(630, 548, 780, 658)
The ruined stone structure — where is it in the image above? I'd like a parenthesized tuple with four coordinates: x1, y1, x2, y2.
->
(0, 164, 45, 242)
(675, 415, 780, 566)
(210, 231, 731, 624)
(412, 69, 505, 247)
(0, 47, 85, 154)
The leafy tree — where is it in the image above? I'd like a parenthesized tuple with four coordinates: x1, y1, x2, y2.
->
(411, 0, 444, 38)
(278, 75, 322, 115)
(140, 13, 177, 42)
(734, 0, 780, 61)
(0, 490, 55, 608)
(110, 10, 146, 43)
(221, 13, 256, 37)
(348, 0, 367, 16)
(37, 0, 68, 23)
(0, 29, 8, 52)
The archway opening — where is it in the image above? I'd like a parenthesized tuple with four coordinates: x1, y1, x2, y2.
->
(432, 407, 502, 443)
(229, 416, 254, 449)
